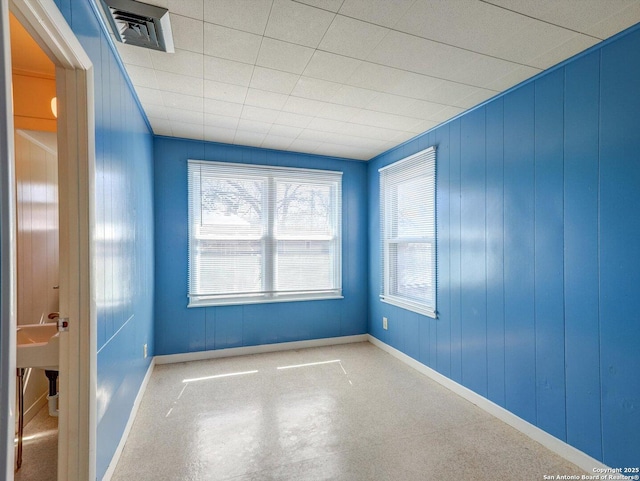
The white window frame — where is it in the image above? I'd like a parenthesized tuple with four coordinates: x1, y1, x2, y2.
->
(188, 160, 342, 307)
(379, 146, 436, 318)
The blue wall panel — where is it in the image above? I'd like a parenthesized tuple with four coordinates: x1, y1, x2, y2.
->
(485, 98, 505, 407)
(503, 84, 536, 425)
(564, 51, 602, 461)
(460, 107, 488, 397)
(533, 69, 566, 440)
(54, 2, 155, 478)
(448, 119, 462, 384)
(599, 30, 640, 468)
(435, 124, 451, 377)
(368, 24, 640, 469)
(154, 138, 368, 355)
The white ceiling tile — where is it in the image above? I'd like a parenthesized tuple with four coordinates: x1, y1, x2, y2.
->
(234, 130, 266, 147)
(582, 2, 640, 38)
(161, 91, 204, 112)
(297, 129, 335, 142)
(261, 135, 295, 150)
(484, 0, 638, 38)
(275, 111, 314, 128)
(350, 109, 422, 131)
(204, 126, 237, 144)
(314, 143, 368, 160)
(203, 79, 248, 103)
(245, 89, 289, 110)
(203, 56, 254, 86)
(250, 67, 300, 94)
(204, 23, 262, 64)
(204, 98, 244, 117)
(528, 34, 600, 70)
(338, 0, 415, 28)
(289, 138, 323, 152)
(282, 97, 327, 116)
(265, 0, 335, 48)
(155, 70, 204, 96)
(241, 106, 281, 123)
(116, 43, 153, 68)
(390, 130, 418, 144)
(268, 124, 303, 137)
(455, 89, 496, 110)
(420, 82, 495, 108)
(171, 121, 204, 140)
(256, 38, 314, 74)
(307, 117, 346, 133)
(204, 113, 239, 130)
(317, 103, 360, 122)
(143, 104, 169, 119)
(135, 87, 164, 105)
(237, 118, 273, 134)
(365, 94, 447, 120)
(170, 14, 203, 53)
(290, 77, 341, 101)
(166, 108, 204, 124)
(318, 15, 388, 59)
(428, 106, 465, 123)
(339, 123, 403, 141)
(204, 0, 273, 35)
(126, 65, 159, 89)
(410, 120, 439, 134)
(142, 0, 168, 8)
(302, 51, 362, 84)
(295, 0, 343, 12)
(149, 48, 203, 77)
(149, 118, 173, 136)
(330, 85, 379, 108)
(485, 64, 542, 91)
(168, 0, 204, 20)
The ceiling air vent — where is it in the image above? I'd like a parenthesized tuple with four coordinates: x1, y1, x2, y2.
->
(99, 0, 174, 52)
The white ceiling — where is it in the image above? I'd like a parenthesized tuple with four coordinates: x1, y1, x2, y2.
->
(110, 0, 640, 160)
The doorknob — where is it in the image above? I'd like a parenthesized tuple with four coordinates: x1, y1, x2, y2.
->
(48, 312, 69, 332)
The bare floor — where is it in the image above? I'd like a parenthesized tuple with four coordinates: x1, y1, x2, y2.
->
(14, 403, 57, 481)
(113, 342, 587, 480)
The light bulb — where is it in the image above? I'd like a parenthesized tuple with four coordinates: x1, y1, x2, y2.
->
(51, 97, 57, 118)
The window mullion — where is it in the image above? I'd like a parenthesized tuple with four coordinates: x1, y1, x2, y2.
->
(264, 177, 275, 297)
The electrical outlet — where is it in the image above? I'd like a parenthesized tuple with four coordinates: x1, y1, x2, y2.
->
(143, 343, 148, 359)
(383, 317, 388, 330)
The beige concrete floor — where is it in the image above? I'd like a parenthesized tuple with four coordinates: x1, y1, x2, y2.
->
(14, 402, 57, 481)
(112, 342, 588, 481)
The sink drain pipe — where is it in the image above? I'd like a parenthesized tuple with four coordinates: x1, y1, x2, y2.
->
(44, 370, 59, 417)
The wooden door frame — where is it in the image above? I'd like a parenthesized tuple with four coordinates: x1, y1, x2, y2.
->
(2, 0, 96, 479)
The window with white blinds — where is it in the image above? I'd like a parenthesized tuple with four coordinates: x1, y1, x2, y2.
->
(380, 146, 436, 318)
(188, 160, 342, 307)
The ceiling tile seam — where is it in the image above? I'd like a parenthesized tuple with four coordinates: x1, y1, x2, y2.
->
(238, 0, 277, 145)
(314, 12, 592, 70)
(478, 0, 605, 41)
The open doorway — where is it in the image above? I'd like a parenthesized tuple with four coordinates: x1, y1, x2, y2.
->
(10, 12, 59, 479)
(1, 0, 97, 479)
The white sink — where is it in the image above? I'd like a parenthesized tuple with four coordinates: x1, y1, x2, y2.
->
(16, 323, 59, 370)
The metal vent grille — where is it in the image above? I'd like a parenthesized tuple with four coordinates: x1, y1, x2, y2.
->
(99, 0, 174, 52)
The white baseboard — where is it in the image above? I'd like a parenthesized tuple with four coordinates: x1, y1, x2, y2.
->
(101, 358, 156, 481)
(23, 391, 47, 426)
(155, 334, 369, 365)
(366, 335, 609, 474)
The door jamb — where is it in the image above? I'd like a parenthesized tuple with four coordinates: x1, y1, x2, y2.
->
(6, 1, 96, 479)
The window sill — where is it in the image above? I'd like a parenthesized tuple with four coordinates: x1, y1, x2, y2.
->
(380, 295, 436, 318)
(188, 294, 344, 308)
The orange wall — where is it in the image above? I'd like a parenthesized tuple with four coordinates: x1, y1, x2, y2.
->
(13, 73, 56, 132)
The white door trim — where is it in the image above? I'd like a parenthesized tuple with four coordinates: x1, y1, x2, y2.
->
(7, 1, 96, 479)
(0, 1, 18, 478)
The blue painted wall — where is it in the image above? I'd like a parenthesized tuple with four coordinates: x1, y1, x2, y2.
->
(153, 137, 368, 355)
(368, 28, 640, 469)
(53, 1, 155, 478)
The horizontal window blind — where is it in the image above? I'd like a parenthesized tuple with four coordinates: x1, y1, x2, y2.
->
(188, 160, 342, 307)
(379, 146, 436, 317)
